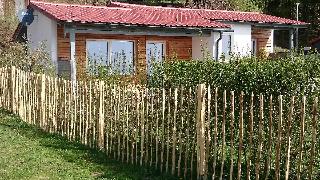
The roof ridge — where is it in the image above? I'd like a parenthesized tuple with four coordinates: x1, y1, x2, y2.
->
(30, 0, 131, 10)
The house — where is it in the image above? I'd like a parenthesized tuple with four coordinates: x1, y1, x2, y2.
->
(14, 1, 307, 81)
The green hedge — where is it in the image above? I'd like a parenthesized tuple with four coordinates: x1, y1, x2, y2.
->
(149, 54, 320, 96)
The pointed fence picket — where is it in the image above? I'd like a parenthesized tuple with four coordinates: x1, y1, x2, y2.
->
(0, 66, 319, 179)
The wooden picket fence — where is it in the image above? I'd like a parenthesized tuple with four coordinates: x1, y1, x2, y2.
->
(0, 66, 319, 179)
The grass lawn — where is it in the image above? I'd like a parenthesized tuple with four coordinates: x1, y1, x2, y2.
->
(0, 109, 177, 180)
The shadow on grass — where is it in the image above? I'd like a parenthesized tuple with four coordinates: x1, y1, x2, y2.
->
(0, 109, 177, 180)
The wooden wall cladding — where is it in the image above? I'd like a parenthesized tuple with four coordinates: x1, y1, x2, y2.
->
(57, 27, 71, 60)
(251, 28, 273, 55)
(57, 26, 192, 79)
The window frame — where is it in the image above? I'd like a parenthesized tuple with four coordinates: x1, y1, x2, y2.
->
(251, 38, 257, 56)
(221, 33, 233, 58)
(85, 39, 136, 75)
(85, 39, 109, 70)
(146, 40, 166, 75)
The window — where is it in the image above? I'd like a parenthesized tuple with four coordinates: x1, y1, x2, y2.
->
(110, 41, 134, 75)
(86, 40, 134, 75)
(251, 39, 257, 56)
(146, 41, 165, 76)
(221, 34, 232, 58)
(87, 40, 108, 73)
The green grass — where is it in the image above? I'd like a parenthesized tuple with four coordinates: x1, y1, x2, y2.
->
(0, 109, 177, 180)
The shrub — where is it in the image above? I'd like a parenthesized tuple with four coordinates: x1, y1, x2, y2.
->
(0, 15, 17, 45)
(0, 42, 55, 75)
(0, 15, 55, 75)
(149, 53, 320, 96)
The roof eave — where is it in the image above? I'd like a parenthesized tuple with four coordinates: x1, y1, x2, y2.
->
(216, 20, 308, 29)
(253, 23, 309, 29)
(62, 21, 231, 31)
(61, 22, 232, 37)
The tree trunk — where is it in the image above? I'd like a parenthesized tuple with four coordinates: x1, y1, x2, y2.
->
(0, 0, 4, 16)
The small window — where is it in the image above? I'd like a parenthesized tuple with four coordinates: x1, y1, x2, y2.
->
(86, 40, 134, 75)
(222, 34, 232, 58)
(146, 41, 165, 76)
(252, 39, 257, 56)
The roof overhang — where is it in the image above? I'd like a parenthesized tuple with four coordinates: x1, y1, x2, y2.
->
(62, 22, 231, 37)
(253, 23, 308, 29)
(216, 20, 309, 29)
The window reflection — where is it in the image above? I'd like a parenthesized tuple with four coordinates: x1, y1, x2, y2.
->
(111, 41, 134, 75)
(222, 34, 232, 59)
(86, 40, 134, 75)
(147, 42, 165, 76)
(87, 40, 108, 74)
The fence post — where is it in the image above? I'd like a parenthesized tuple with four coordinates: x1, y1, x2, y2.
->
(40, 74, 46, 129)
(196, 84, 206, 179)
(98, 80, 105, 150)
(309, 97, 318, 179)
(11, 66, 15, 113)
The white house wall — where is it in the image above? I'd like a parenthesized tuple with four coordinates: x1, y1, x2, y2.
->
(229, 23, 252, 56)
(27, 10, 58, 70)
(192, 35, 212, 60)
(192, 32, 222, 60)
(192, 24, 252, 60)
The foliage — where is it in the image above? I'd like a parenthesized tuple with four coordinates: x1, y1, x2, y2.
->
(0, 42, 55, 75)
(0, 15, 18, 47)
(229, 0, 261, 11)
(149, 53, 320, 96)
(81, 51, 143, 85)
(250, 0, 319, 47)
(0, 14, 55, 75)
(86, 65, 134, 85)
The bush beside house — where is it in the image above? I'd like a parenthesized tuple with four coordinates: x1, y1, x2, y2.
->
(150, 53, 320, 96)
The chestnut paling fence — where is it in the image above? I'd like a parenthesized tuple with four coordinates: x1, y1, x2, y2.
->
(0, 66, 319, 180)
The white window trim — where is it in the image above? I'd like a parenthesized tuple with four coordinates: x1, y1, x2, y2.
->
(252, 39, 257, 56)
(85, 39, 136, 74)
(146, 40, 166, 58)
(221, 33, 233, 60)
(222, 32, 233, 53)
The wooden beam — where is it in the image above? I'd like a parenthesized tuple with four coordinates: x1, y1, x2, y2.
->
(289, 29, 294, 50)
(64, 24, 213, 37)
(69, 28, 76, 82)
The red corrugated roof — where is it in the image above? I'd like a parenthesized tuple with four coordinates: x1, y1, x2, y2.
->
(30, 1, 306, 29)
(30, 1, 229, 28)
(111, 2, 306, 25)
